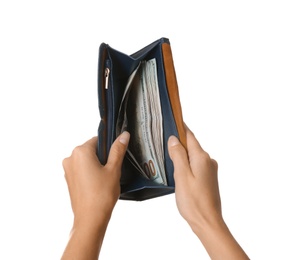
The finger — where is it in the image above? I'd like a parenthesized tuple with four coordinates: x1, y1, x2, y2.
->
(107, 131, 130, 169)
(184, 124, 205, 158)
(168, 135, 193, 181)
(211, 158, 218, 172)
(82, 136, 98, 147)
(73, 136, 101, 164)
(82, 136, 99, 161)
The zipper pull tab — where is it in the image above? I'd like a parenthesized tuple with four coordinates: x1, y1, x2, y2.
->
(105, 68, 110, 89)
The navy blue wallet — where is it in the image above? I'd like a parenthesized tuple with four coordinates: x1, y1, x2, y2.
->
(97, 38, 186, 201)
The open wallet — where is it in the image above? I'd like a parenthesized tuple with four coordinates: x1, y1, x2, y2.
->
(97, 37, 186, 201)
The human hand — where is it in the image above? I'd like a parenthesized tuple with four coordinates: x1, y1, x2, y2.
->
(62, 131, 130, 224)
(61, 132, 130, 260)
(168, 125, 220, 230)
(168, 125, 249, 259)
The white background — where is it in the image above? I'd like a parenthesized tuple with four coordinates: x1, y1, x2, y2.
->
(1, 1, 284, 259)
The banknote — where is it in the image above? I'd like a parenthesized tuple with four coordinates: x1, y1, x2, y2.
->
(116, 62, 148, 178)
(116, 58, 166, 185)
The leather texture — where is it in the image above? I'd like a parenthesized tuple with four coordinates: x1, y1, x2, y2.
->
(161, 44, 187, 150)
(97, 38, 185, 201)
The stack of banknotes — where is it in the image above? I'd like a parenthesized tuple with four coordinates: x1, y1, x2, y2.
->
(116, 58, 167, 185)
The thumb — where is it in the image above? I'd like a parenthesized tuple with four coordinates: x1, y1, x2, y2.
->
(168, 135, 192, 179)
(107, 131, 130, 168)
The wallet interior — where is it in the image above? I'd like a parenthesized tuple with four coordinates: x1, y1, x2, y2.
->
(97, 38, 186, 200)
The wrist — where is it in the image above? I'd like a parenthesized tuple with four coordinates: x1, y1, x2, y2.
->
(189, 212, 226, 238)
(188, 214, 249, 259)
(63, 212, 112, 260)
(73, 209, 113, 230)
(73, 197, 117, 227)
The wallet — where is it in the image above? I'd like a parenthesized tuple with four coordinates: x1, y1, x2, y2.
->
(97, 37, 186, 201)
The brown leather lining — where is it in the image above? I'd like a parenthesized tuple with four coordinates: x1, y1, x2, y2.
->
(162, 43, 187, 150)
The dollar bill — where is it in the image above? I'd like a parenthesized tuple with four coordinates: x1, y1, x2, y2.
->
(116, 63, 148, 178)
(116, 58, 166, 185)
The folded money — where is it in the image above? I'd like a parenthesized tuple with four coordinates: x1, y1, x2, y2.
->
(116, 59, 166, 185)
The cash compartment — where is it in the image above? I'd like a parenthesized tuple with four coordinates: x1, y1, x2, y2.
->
(97, 38, 183, 200)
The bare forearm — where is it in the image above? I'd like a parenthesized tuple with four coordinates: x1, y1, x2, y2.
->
(61, 216, 110, 260)
(192, 218, 249, 260)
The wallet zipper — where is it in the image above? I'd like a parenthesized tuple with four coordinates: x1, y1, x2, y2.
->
(105, 67, 110, 89)
(105, 59, 111, 89)
(104, 59, 113, 151)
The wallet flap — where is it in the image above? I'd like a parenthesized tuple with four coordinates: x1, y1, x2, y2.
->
(162, 43, 187, 150)
(130, 38, 170, 59)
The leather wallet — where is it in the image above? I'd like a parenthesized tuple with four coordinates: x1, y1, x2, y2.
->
(97, 37, 186, 201)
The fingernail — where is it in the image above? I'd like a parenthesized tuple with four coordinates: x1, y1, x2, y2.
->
(169, 135, 180, 147)
(119, 131, 130, 145)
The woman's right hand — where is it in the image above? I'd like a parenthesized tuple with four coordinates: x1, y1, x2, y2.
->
(168, 125, 249, 260)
